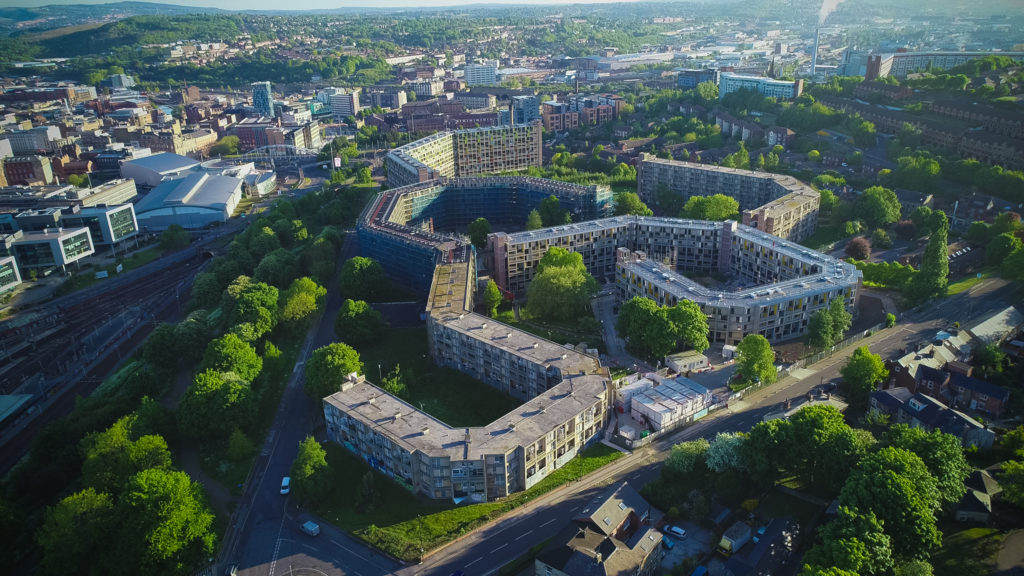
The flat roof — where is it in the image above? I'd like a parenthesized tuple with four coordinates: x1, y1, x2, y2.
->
(12, 227, 90, 242)
(136, 173, 241, 214)
(122, 152, 199, 174)
(325, 367, 606, 461)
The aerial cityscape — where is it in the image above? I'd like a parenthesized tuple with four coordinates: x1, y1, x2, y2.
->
(0, 0, 1023, 575)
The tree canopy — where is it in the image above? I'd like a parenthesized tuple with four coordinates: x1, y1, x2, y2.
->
(680, 194, 740, 221)
(616, 297, 710, 359)
(526, 247, 598, 321)
(305, 343, 363, 400)
(735, 334, 775, 386)
(340, 256, 390, 301)
(840, 346, 888, 405)
(538, 195, 571, 226)
(201, 333, 262, 383)
(468, 217, 491, 249)
(334, 299, 387, 345)
(856, 186, 901, 228)
(614, 191, 653, 216)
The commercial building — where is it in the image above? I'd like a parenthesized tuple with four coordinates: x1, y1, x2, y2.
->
(465, 61, 499, 86)
(0, 227, 94, 273)
(636, 154, 820, 241)
(536, 483, 662, 576)
(59, 204, 138, 246)
(319, 87, 361, 121)
(0, 126, 63, 155)
(231, 118, 322, 152)
(0, 255, 21, 292)
(677, 68, 720, 89)
(489, 217, 860, 344)
(454, 92, 497, 110)
(0, 84, 97, 105)
(511, 95, 541, 124)
(120, 152, 201, 188)
(384, 122, 543, 188)
(133, 172, 242, 230)
(719, 73, 803, 100)
(407, 79, 445, 98)
(66, 179, 139, 207)
(542, 101, 581, 132)
(251, 81, 275, 118)
(367, 89, 407, 111)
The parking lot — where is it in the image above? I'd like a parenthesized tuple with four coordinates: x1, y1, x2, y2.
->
(660, 519, 713, 572)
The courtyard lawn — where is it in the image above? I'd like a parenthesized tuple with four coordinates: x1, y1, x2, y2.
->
(357, 326, 521, 427)
(932, 526, 1004, 576)
(311, 442, 624, 562)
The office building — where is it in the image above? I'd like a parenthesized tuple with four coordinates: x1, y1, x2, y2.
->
(407, 79, 445, 98)
(66, 179, 139, 207)
(0, 227, 94, 273)
(103, 74, 136, 89)
(536, 483, 662, 576)
(541, 101, 580, 132)
(368, 89, 407, 111)
(0, 84, 97, 105)
(385, 122, 543, 188)
(636, 154, 820, 240)
(60, 204, 138, 246)
(454, 92, 497, 110)
(511, 95, 541, 125)
(465, 61, 499, 86)
(251, 81, 275, 118)
(319, 87, 361, 121)
(0, 255, 20, 293)
(718, 73, 803, 100)
(677, 68, 720, 90)
(0, 126, 63, 155)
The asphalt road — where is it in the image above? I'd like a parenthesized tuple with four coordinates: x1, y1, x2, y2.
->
(232, 275, 1016, 576)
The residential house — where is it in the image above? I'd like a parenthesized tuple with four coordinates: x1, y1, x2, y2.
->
(956, 469, 1002, 523)
(535, 482, 662, 576)
(869, 388, 995, 448)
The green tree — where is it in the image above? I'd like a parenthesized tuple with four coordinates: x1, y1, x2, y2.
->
(1003, 460, 1024, 508)
(305, 343, 363, 400)
(526, 262, 598, 321)
(81, 416, 171, 494)
(616, 296, 678, 359)
(188, 272, 222, 311)
(201, 333, 262, 382)
(664, 438, 710, 477)
(380, 364, 409, 397)
(158, 224, 190, 251)
(829, 297, 853, 341)
(852, 120, 878, 148)
(467, 217, 491, 249)
(895, 560, 934, 576)
(840, 346, 887, 405)
(803, 506, 894, 576)
(254, 248, 298, 288)
(908, 211, 949, 301)
(290, 436, 330, 503)
(210, 135, 240, 156)
(871, 228, 893, 249)
(37, 488, 116, 575)
(654, 183, 685, 215)
(807, 149, 821, 162)
(799, 566, 860, 576)
(340, 256, 389, 301)
(356, 166, 373, 184)
(789, 405, 868, 491)
(614, 192, 653, 216)
(857, 186, 901, 228)
(66, 173, 89, 188)
(354, 471, 379, 513)
(882, 424, 971, 507)
(118, 468, 216, 569)
(705, 432, 746, 473)
(538, 195, 571, 226)
(178, 370, 255, 440)
(223, 276, 279, 341)
(334, 299, 387, 345)
(227, 428, 256, 463)
(986, 232, 1022, 267)
(742, 419, 794, 485)
(666, 299, 710, 353)
(280, 276, 327, 326)
(525, 208, 544, 230)
(839, 447, 941, 559)
(483, 279, 503, 317)
(696, 80, 719, 103)
(681, 194, 740, 221)
(972, 343, 1006, 380)
(807, 309, 835, 349)
(142, 323, 183, 373)
(735, 334, 775, 386)
(248, 226, 281, 261)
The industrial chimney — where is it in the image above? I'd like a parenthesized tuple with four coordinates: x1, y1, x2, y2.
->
(811, 28, 821, 78)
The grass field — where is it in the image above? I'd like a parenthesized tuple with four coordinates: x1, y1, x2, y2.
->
(947, 269, 994, 296)
(357, 326, 521, 427)
(314, 442, 624, 562)
(932, 526, 1004, 576)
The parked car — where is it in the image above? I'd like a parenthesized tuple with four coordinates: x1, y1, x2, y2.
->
(280, 476, 291, 495)
(662, 535, 675, 549)
(664, 524, 687, 539)
(300, 520, 321, 536)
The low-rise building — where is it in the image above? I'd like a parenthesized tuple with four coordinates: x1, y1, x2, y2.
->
(535, 483, 662, 576)
(3, 156, 55, 186)
(870, 387, 995, 448)
(0, 255, 21, 292)
(719, 73, 803, 100)
(120, 152, 201, 188)
(133, 172, 242, 230)
(0, 226, 94, 273)
(59, 204, 138, 247)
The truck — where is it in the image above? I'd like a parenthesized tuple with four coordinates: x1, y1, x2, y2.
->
(717, 521, 752, 556)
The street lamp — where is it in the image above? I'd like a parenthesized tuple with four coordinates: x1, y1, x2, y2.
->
(378, 364, 382, 382)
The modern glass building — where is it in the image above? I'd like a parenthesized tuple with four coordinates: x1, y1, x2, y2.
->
(251, 81, 274, 118)
(2, 227, 94, 272)
(0, 255, 21, 293)
(60, 204, 138, 246)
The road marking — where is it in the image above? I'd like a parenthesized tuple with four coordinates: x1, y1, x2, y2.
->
(302, 543, 317, 552)
(466, 557, 483, 567)
(570, 506, 579, 512)
(330, 539, 382, 567)
(540, 518, 557, 527)
(515, 530, 533, 541)
(491, 543, 508, 553)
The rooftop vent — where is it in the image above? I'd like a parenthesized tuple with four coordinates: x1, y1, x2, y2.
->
(561, 354, 568, 359)
(421, 426, 429, 435)
(481, 323, 488, 329)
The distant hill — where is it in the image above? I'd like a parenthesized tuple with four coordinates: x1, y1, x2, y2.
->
(0, 2, 223, 36)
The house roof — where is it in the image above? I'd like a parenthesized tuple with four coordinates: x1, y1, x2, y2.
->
(965, 469, 1002, 497)
(949, 372, 1010, 403)
(958, 489, 992, 515)
(969, 306, 1024, 345)
(578, 482, 650, 537)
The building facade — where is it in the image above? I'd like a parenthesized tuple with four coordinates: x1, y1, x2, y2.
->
(0, 255, 21, 292)
(60, 204, 138, 246)
(385, 122, 543, 188)
(719, 73, 803, 100)
(1, 227, 94, 272)
(3, 156, 55, 186)
(741, 188, 820, 241)
(251, 81, 274, 118)
(465, 62, 499, 86)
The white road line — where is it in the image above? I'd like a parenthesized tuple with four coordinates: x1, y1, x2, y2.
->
(570, 506, 579, 512)
(515, 530, 533, 541)
(466, 557, 483, 567)
(329, 539, 376, 565)
(540, 518, 557, 527)
(491, 543, 508, 553)
(302, 543, 318, 552)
